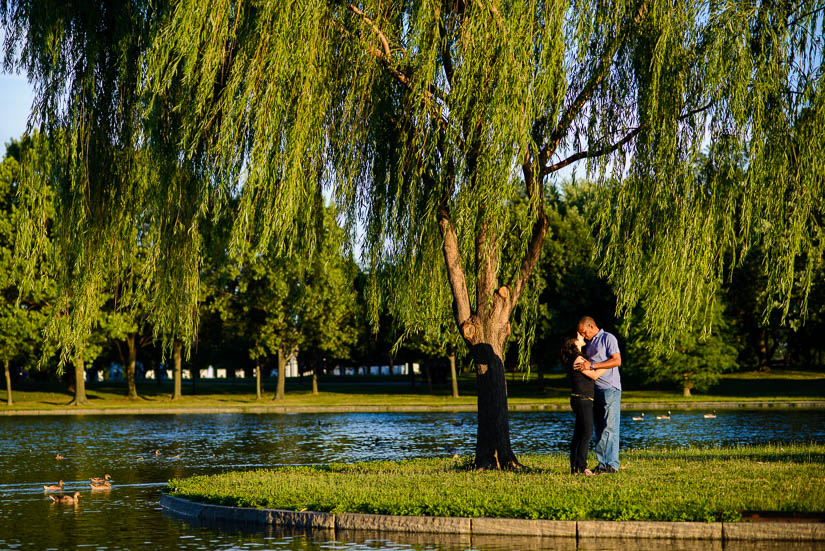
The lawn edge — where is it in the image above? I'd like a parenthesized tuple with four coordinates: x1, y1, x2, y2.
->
(3, 399, 825, 415)
(159, 494, 825, 541)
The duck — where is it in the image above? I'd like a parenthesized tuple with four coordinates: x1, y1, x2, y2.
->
(43, 480, 64, 491)
(703, 410, 717, 419)
(89, 474, 111, 484)
(90, 481, 111, 490)
(655, 410, 671, 420)
(55, 453, 64, 461)
(49, 492, 81, 504)
(631, 413, 645, 421)
(153, 449, 161, 456)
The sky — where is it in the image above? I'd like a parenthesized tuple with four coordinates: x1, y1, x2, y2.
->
(0, 72, 33, 153)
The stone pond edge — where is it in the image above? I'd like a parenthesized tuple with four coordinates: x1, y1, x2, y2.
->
(4, 399, 825, 416)
(160, 494, 825, 542)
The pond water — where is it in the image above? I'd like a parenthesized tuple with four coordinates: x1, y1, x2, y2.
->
(1, 410, 823, 551)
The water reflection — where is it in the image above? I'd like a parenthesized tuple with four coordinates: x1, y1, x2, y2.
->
(0, 411, 823, 550)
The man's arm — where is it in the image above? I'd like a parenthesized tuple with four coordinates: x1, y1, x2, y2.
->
(575, 353, 621, 372)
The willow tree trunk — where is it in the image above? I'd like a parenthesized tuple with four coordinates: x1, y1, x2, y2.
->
(126, 333, 139, 400)
(470, 332, 519, 470)
(274, 348, 286, 400)
(255, 359, 263, 400)
(70, 354, 88, 406)
(172, 341, 182, 400)
(437, 201, 546, 471)
(4, 359, 12, 406)
(449, 352, 459, 398)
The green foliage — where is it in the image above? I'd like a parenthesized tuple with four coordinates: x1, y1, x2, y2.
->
(621, 297, 739, 393)
(207, 203, 358, 369)
(168, 444, 825, 522)
(0, 143, 57, 374)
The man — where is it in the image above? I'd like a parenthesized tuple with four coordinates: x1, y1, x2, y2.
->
(576, 316, 622, 474)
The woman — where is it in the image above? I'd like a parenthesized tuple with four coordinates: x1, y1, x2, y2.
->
(560, 330, 602, 475)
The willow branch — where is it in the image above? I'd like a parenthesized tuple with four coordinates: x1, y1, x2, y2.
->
(542, 100, 712, 176)
(510, 210, 547, 312)
(475, 218, 498, 317)
(539, 1, 649, 163)
(437, 203, 473, 327)
(337, 8, 451, 131)
(345, 3, 392, 58)
(543, 125, 644, 175)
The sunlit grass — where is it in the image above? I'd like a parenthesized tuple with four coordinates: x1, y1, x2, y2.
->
(167, 443, 825, 522)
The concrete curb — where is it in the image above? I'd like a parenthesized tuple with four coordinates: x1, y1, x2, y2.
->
(4, 400, 825, 416)
(160, 494, 825, 542)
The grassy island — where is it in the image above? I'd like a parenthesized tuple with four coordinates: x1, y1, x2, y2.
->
(168, 444, 825, 523)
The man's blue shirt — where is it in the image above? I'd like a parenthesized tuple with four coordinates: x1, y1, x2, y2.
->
(585, 329, 622, 390)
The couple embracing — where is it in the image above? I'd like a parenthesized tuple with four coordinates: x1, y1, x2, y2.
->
(560, 316, 622, 475)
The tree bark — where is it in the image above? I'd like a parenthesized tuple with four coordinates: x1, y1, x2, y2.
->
(471, 332, 519, 470)
(126, 333, 139, 400)
(449, 352, 459, 398)
(255, 359, 263, 400)
(70, 354, 88, 406)
(172, 340, 183, 400)
(4, 358, 12, 406)
(682, 384, 692, 397)
(312, 366, 319, 395)
(274, 348, 286, 400)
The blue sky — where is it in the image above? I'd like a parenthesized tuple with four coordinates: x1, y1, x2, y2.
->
(0, 72, 34, 152)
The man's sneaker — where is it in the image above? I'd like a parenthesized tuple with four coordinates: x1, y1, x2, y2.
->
(593, 465, 618, 474)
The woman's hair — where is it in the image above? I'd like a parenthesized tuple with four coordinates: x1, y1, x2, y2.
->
(560, 330, 582, 366)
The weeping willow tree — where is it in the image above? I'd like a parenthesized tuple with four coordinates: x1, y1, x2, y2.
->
(3, 0, 824, 467)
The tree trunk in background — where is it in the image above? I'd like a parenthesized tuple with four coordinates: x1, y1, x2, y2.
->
(255, 359, 263, 400)
(312, 366, 319, 395)
(758, 329, 770, 371)
(449, 352, 459, 398)
(172, 341, 182, 400)
(126, 333, 139, 400)
(70, 354, 88, 405)
(682, 384, 692, 397)
(536, 358, 545, 393)
(4, 359, 12, 406)
(274, 348, 286, 400)
(424, 363, 433, 392)
(409, 362, 415, 389)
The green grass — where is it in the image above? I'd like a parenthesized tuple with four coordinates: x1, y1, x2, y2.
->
(167, 444, 825, 522)
(2, 369, 824, 411)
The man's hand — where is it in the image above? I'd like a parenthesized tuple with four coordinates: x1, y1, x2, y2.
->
(573, 357, 590, 371)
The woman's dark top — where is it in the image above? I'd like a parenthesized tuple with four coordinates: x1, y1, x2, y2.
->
(561, 344, 594, 398)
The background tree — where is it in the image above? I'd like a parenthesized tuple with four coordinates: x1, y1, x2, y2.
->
(297, 206, 359, 395)
(0, 140, 56, 405)
(621, 297, 739, 396)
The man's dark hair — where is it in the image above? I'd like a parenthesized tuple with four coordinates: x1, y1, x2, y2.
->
(578, 316, 596, 328)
